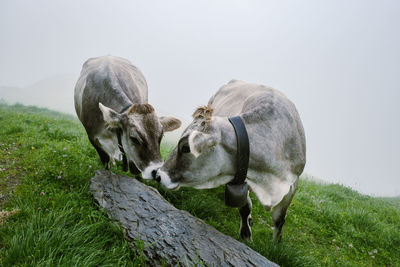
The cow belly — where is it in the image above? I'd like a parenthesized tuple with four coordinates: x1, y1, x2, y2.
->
(95, 129, 122, 163)
(247, 171, 297, 210)
(187, 175, 234, 189)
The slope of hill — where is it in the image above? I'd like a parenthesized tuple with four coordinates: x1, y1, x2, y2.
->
(0, 73, 77, 115)
(0, 103, 399, 266)
(379, 196, 400, 208)
(0, 74, 187, 144)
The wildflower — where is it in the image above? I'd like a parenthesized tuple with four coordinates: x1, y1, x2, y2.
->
(332, 239, 336, 243)
(45, 208, 49, 212)
(348, 243, 353, 248)
(35, 172, 38, 175)
(373, 249, 378, 254)
(89, 165, 92, 168)
(57, 176, 62, 179)
(37, 207, 41, 211)
(40, 191, 45, 196)
(59, 171, 63, 175)
(63, 147, 67, 150)
(335, 246, 340, 250)
(371, 255, 375, 259)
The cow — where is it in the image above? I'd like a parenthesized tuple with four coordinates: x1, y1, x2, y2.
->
(155, 79, 306, 241)
(74, 55, 181, 178)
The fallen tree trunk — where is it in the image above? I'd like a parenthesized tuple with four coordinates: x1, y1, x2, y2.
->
(90, 170, 278, 267)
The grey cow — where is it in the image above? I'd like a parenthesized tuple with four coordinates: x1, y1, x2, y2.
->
(156, 80, 306, 241)
(74, 55, 181, 178)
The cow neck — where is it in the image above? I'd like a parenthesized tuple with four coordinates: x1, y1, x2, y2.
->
(228, 116, 250, 185)
(116, 103, 132, 172)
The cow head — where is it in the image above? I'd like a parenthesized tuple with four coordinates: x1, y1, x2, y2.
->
(155, 106, 236, 189)
(99, 102, 181, 179)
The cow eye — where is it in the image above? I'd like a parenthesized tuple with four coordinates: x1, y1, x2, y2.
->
(130, 137, 141, 146)
(181, 144, 190, 153)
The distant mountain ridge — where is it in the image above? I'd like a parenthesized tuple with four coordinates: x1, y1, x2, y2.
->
(0, 73, 78, 115)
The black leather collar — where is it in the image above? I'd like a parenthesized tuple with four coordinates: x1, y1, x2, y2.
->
(225, 116, 250, 208)
(120, 104, 132, 113)
(228, 116, 250, 185)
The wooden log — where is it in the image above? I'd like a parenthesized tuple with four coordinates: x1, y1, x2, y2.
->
(90, 170, 278, 267)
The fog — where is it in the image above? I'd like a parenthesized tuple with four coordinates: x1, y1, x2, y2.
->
(1, 1, 399, 196)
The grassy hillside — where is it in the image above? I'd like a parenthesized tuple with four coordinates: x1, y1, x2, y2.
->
(1, 103, 399, 266)
(379, 196, 400, 208)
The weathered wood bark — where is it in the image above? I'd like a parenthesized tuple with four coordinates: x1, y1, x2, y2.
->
(90, 170, 278, 267)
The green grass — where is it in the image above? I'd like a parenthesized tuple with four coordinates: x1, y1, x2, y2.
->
(0, 104, 145, 266)
(379, 196, 400, 209)
(1, 103, 399, 266)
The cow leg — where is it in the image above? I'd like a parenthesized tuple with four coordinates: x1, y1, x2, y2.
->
(238, 193, 253, 241)
(129, 161, 141, 176)
(271, 179, 298, 242)
(116, 128, 128, 172)
(122, 154, 128, 172)
(271, 205, 286, 242)
(89, 138, 110, 169)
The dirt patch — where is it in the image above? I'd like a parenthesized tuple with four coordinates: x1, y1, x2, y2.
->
(0, 209, 19, 224)
(0, 174, 20, 207)
(0, 142, 23, 207)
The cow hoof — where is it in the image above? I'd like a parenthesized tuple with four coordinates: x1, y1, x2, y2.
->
(122, 164, 128, 172)
(273, 228, 283, 243)
(240, 227, 252, 242)
(104, 162, 111, 170)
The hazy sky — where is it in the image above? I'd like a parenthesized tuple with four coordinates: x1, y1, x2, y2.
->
(1, 1, 399, 196)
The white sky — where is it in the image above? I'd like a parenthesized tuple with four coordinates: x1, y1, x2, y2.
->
(1, 0, 399, 196)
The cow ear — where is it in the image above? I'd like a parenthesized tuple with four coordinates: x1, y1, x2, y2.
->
(188, 130, 217, 158)
(99, 103, 121, 128)
(160, 116, 182, 132)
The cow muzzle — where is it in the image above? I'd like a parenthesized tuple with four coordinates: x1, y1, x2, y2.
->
(142, 162, 163, 180)
(155, 169, 179, 190)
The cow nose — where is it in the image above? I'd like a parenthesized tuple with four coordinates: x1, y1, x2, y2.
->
(151, 169, 157, 180)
